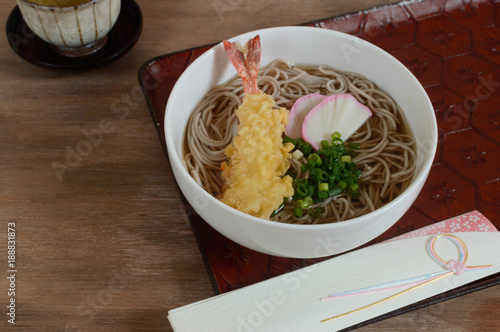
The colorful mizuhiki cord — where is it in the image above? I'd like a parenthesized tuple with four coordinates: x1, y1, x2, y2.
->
(321, 234, 492, 323)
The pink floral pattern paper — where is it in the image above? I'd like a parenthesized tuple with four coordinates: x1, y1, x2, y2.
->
(388, 210, 498, 242)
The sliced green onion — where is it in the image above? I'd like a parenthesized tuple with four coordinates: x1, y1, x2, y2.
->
(316, 169, 328, 181)
(331, 131, 341, 139)
(306, 159, 316, 169)
(283, 135, 297, 146)
(349, 183, 359, 193)
(341, 155, 352, 163)
(337, 181, 348, 190)
(270, 201, 285, 218)
(328, 187, 343, 197)
(308, 153, 322, 167)
(318, 191, 328, 199)
(295, 178, 307, 185)
(349, 142, 361, 150)
(288, 131, 363, 217)
(307, 185, 315, 197)
(316, 148, 328, 156)
(333, 165, 340, 177)
(345, 174, 358, 185)
(296, 183, 308, 197)
(296, 139, 312, 156)
(297, 197, 312, 210)
(307, 207, 325, 218)
(296, 200, 306, 209)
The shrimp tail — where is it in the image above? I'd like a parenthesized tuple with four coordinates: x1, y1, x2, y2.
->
(222, 35, 261, 95)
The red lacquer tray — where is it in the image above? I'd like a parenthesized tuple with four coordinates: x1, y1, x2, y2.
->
(139, 0, 500, 329)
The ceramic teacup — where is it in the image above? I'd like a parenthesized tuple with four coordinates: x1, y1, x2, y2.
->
(16, 0, 121, 57)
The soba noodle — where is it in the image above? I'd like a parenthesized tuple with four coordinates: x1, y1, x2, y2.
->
(183, 59, 416, 224)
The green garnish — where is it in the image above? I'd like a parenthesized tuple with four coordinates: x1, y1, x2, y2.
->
(307, 207, 326, 218)
(284, 133, 363, 218)
(285, 137, 313, 157)
(293, 206, 303, 218)
(270, 201, 285, 218)
(341, 155, 352, 163)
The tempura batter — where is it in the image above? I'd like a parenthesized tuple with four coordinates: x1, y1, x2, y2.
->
(220, 36, 294, 219)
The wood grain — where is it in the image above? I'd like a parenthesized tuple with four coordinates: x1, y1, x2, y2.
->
(0, 0, 498, 331)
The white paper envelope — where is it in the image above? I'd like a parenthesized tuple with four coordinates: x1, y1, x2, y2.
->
(168, 211, 499, 331)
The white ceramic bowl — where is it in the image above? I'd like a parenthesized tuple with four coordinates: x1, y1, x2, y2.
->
(165, 26, 437, 258)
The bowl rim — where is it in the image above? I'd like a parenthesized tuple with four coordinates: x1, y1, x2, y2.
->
(18, 0, 108, 10)
(165, 25, 437, 230)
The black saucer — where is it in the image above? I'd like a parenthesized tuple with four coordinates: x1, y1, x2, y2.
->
(5, 0, 142, 69)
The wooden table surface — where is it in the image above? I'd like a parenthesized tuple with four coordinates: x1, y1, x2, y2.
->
(1, 0, 499, 331)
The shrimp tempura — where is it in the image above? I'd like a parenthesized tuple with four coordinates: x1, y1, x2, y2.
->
(220, 36, 294, 220)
